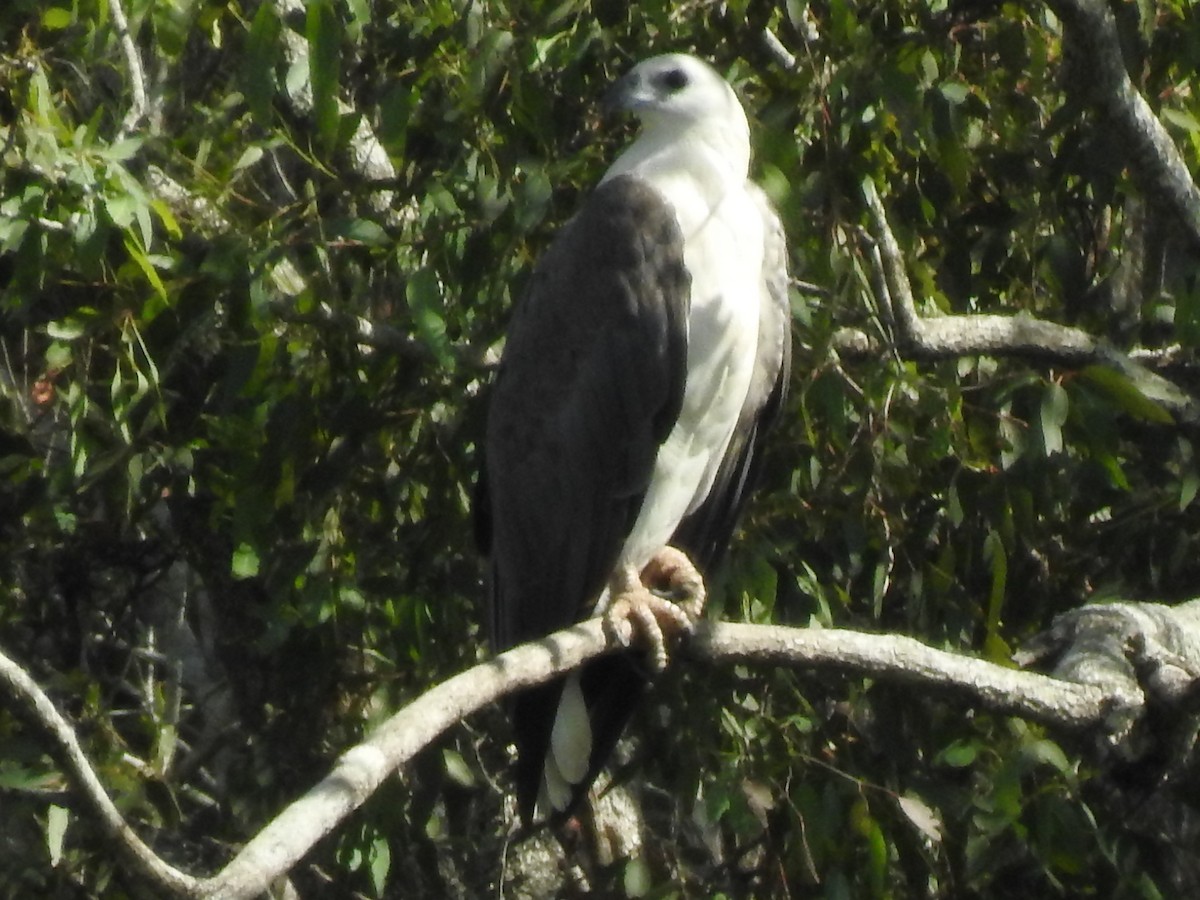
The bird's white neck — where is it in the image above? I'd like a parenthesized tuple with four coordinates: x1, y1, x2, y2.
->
(601, 116, 751, 205)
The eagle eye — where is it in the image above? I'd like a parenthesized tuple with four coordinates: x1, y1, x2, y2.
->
(657, 68, 689, 92)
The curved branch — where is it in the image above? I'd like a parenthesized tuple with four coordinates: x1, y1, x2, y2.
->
(692, 622, 1124, 730)
(0, 649, 199, 897)
(1046, 0, 1200, 249)
(3, 608, 1182, 898)
(198, 620, 610, 898)
(179, 618, 1146, 897)
(860, 179, 1200, 423)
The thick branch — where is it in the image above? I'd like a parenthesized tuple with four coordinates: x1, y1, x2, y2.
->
(4, 609, 1187, 897)
(197, 621, 610, 898)
(692, 623, 1126, 730)
(860, 179, 1200, 422)
(1046, 0, 1200, 249)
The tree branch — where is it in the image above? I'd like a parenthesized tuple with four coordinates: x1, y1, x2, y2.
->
(1045, 0, 1200, 249)
(0, 649, 199, 897)
(7, 603, 1190, 896)
(693, 622, 1126, 730)
(108, 0, 150, 137)
(197, 620, 610, 898)
(860, 179, 1200, 423)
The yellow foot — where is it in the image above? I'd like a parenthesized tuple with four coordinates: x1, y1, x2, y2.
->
(603, 547, 706, 671)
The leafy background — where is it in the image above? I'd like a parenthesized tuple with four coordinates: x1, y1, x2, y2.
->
(2, 0, 1200, 896)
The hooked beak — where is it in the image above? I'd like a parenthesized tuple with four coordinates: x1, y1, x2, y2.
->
(601, 69, 653, 118)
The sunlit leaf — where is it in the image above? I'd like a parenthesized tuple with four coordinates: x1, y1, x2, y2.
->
(46, 805, 68, 867)
(1039, 381, 1069, 456)
(897, 794, 943, 843)
(442, 749, 475, 788)
(1081, 366, 1174, 425)
(232, 543, 260, 579)
(369, 834, 390, 896)
(42, 7, 72, 29)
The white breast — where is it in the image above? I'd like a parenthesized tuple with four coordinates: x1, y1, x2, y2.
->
(612, 171, 765, 575)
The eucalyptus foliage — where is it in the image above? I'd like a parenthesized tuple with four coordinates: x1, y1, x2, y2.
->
(2, 0, 1199, 896)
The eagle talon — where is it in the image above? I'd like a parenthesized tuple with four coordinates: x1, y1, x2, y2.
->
(641, 546, 707, 625)
(602, 547, 707, 672)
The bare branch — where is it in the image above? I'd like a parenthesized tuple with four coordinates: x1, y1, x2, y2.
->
(761, 28, 798, 72)
(860, 179, 1200, 423)
(196, 616, 1144, 897)
(199, 621, 609, 898)
(8, 601, 1194, 897)
(1046, 0, 1200, 249)
(108, 0, 150, 137)
(695, 622, 1131, 732)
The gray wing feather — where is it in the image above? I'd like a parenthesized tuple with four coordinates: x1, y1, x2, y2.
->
(476, 175, 690, 823)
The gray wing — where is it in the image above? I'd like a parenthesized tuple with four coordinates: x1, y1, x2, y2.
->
(672, 184, 792, 571)
(475, 175, 690, 823)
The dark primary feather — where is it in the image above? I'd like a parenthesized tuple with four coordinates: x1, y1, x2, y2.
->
(478, 175, 690, 823)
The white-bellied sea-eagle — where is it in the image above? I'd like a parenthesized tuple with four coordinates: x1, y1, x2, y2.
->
(476, 53, 792, 825)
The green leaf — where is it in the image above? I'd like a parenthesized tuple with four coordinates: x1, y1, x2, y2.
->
(306, 0, 342, 149)
(103, 137, 143, 161)
(232, 543, 260, 579)
(406, 266, 452, 365)
(368, 834, 390, 896)
(1162, 106, 1200, 135)
(46, 318, 88, 340)
(938, 740, 979, 768)
(1081, 366, 1174, 425)
(1026, 739, 1072, 775)
(122, 233, 167, 301)
(151, 198, 182, 240)
(232, 145, 264, 173)
(335, 217, 388, 246)
(1181, 469, 1200, 511)
(0, 763, 58, 791)
(623, 857, 651, 898)
(243, 3, 282, 124)
(939, 81, 970, 105)
(983, 530, 1009, 660)
(442, 749, 475, 787)
(41, 7, 72, 29)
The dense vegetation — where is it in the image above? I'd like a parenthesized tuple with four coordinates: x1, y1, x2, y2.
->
(3, 0, 1200, 896)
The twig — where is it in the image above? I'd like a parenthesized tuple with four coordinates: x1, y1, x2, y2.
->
(273, 301, 435, 360)
(761, 28, 798, 71)
(108, 0, 149, 136)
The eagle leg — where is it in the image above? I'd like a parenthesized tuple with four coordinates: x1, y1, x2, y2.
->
(602, 547, 706, 672)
